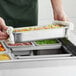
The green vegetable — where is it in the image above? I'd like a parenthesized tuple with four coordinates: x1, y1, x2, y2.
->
(35, 39, 58, 45)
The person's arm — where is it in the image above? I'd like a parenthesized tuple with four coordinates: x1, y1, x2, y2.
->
(51, 0, 68, 21)
(0, 17, 8, 40)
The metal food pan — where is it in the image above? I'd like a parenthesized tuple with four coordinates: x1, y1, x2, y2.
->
(12, 50, 31, 56)
(0, 52, 14, 61)
(10, 39, 62, 51)
(11, 47, 32, 56)
(33, 39, 62, 49)
(0, 41, 10, 53)
(6, 52, 15, 60)
(13, 23, 68, 42)
(4, 41, 34, 48)
(14, 51, 34, 59)
(15, 47, 72, 59)
(11, 42, 61, 52)
(33, 46, 72, 57)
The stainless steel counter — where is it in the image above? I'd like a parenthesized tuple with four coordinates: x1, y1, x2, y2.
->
(0, 31, 76, 76)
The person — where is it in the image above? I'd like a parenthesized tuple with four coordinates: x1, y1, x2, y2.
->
(0, 0, 68, 40)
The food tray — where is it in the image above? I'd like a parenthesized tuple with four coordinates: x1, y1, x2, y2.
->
(10, 39, 61, 51)
(0, 52, 14, 61)
(11, 47, 32, 56)
(33, 46, 72, 56)
(14, 46, 72, 59)
(33, 39, 62, 49)
(13, 21, 68, 42)
(12, 50, 31, 56)
(0, 41, 10, 53)
(4, 41, 34, 48)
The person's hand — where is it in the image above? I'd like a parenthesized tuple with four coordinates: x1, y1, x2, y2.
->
(0, 17, 8, 40)
(53, 10, 68, 21)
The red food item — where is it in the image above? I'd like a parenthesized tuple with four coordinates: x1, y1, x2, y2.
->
(0, 47, 5, 51)
(8, 43, 24, 46)
(23, 42, 32, 45)
(0, 43, 5, 51)
(8, 42, 32, 46)
(0, 44, 2, 47)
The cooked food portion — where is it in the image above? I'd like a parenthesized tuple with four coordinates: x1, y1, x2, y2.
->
(14, 24, 64, 32)
(0, 54, 11, 60)
(8, 42, 32, 46)
(0, 43, 5, 51)
(35, 39, 58, 45)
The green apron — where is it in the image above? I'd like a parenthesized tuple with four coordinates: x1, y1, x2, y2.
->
(0, 0, 38, 27)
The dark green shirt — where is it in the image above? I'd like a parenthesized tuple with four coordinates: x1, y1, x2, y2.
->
(0, 0, 38, 27)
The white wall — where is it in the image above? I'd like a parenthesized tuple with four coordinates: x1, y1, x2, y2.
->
(62, 0, 76, 31)
(38, 0, 53, 25)
(38, 0, 76, 31)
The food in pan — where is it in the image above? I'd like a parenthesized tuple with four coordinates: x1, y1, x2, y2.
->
(14, 24, 64, 32)
(0, 43, 5, 51)
(8, 42, 32, 46)
(35, 39, 58, 45)
(0, 54, 11, 60)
